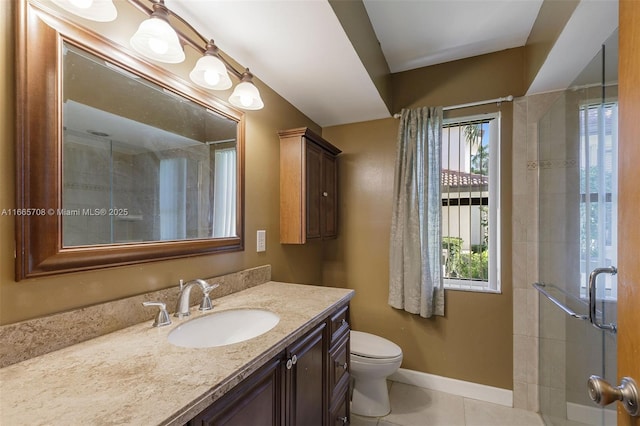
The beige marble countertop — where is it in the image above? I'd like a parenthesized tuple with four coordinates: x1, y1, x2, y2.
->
(0, 281, 354, 425)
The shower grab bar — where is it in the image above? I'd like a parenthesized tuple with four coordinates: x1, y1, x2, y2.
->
(588, 266, 617, 333)
(532, 283, 588, 320)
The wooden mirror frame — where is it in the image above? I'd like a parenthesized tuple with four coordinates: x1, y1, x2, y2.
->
(15, 0, 245, 280)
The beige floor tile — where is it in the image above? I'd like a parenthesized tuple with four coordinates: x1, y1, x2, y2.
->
(351, 414, 380, 426)
(353, 381, 548, 426)
(382, 382, 466, 426)
(463, 398, 544, 426)
(542, 414, 590, 426)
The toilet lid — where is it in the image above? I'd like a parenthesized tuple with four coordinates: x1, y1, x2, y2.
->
(350, 330, 402, 359)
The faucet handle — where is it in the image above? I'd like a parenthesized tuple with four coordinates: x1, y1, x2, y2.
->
(202, 283, 220, 294)
(142, 301, 172, 327)
(199, 283, 219, 311)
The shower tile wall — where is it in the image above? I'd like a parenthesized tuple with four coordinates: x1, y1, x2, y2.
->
(63, 140, 212, 245)
(63, 139, 133, 245)
(512, 91, 564, 412)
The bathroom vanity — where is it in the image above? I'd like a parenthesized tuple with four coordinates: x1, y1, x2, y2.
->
(189, 303, 350, 425)
(0, 282, 353, 425)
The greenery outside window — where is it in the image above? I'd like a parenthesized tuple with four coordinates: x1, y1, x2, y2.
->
(442, 113, 500, 293)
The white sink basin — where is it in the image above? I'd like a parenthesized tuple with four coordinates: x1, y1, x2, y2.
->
(167, 309, 280, 348)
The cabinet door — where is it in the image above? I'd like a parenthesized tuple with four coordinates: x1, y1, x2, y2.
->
(189, 357, 282, 426)
(305, 141, 323, 240)
(321, 152, 338, 239)
(286, 322, 326, 426)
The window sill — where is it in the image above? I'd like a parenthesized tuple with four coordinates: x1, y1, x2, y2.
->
(444, 279, 501, 294)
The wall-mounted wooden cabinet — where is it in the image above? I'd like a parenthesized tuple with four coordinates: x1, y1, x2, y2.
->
(279, 128, 342, 244)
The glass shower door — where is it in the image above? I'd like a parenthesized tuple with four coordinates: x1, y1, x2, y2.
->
(537, 31, 619, 426)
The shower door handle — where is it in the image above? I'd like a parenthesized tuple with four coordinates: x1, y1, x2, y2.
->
(587, 266, 617, 333)
(588, 375, 639, 416)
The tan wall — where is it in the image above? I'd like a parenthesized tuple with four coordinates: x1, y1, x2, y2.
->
(323, 48, 526, 390)
(0, 1, 325, 325)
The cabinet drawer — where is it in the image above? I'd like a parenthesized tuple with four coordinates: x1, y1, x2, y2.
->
(329, 378, 350, 426)
(329, 304, 350, 344)
(329, 331, 349, 398)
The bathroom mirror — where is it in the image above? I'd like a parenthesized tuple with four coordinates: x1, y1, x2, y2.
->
(15, 0, 245, 280)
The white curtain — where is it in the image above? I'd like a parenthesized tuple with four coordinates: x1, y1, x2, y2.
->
(212, 147, 237, 237)
(159, 157, 187, 240)
(388, 107, 445, 318)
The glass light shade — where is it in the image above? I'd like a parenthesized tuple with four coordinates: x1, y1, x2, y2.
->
(130, 17, 185, 64)
(189, 55, 232, 90)
(51, 0, 117, 22)
(229, 81, 264, 110)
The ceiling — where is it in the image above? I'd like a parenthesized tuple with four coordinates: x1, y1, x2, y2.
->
(363, 0, 543, 73)
(166, 0, 618, 128)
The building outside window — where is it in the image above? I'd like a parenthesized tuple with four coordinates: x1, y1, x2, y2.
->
(441, 114, 500, 293)
(579, 102, 618, 300)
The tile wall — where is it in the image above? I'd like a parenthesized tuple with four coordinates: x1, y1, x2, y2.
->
(512, 90, 564, 412)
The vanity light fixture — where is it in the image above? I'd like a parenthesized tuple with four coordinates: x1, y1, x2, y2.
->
(189, 41, 232, 91)
(50, 0, 117, 22)
(229, 70, 264, 110)
(54, 0, 264, 110)
(128, 0, 264, 110)
(129, 0, 185, 64)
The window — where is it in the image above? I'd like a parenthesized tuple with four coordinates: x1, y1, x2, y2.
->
(579, 102, 618, 300)
(159, 157, 188, 240)
(441, 114, 500, 293)
(212, 146, 237, 238)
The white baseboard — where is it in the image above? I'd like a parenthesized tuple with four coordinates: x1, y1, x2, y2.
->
(389, 368, 513, 407)
(566, 402, 616, 426)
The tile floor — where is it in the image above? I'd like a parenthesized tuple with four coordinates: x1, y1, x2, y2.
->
(350, 381, 545, 426)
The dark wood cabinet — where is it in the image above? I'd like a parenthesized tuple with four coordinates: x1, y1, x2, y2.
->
(279, 128, 341, 244)
(321, 152, 338, 239)
(286, 322, 326, 426)
(328, 379, 350, 426)
(328, 305, 351, 426)
(187, 303, 350, 426)
(188, 357, 282, 426)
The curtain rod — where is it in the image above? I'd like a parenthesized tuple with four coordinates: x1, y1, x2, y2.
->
(392, 95, 514, 118)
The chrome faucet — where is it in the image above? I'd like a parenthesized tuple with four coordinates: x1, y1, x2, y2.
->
(174, 279, 219, 318)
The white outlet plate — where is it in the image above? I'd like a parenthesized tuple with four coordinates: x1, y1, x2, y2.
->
(257, 230, 266, 252)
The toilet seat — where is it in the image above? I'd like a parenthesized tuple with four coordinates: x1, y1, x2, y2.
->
(351, 352, 403, 365)
(351, 330, 402, 359)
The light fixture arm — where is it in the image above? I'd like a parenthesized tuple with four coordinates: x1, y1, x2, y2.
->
(128, 0, 244, 79)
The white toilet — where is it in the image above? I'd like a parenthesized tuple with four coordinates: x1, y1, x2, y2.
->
(350, 330, 403, 417)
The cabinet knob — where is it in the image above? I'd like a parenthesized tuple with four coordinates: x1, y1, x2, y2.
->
(322, 191, 328, 197)
(338, 416, 348, 424)
(335, 361, 348, 370)
(286, 355, 297, 370)
(340, 319, 348, 327)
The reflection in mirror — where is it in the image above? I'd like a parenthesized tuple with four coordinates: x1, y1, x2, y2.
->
(62, 43, 238, 246)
